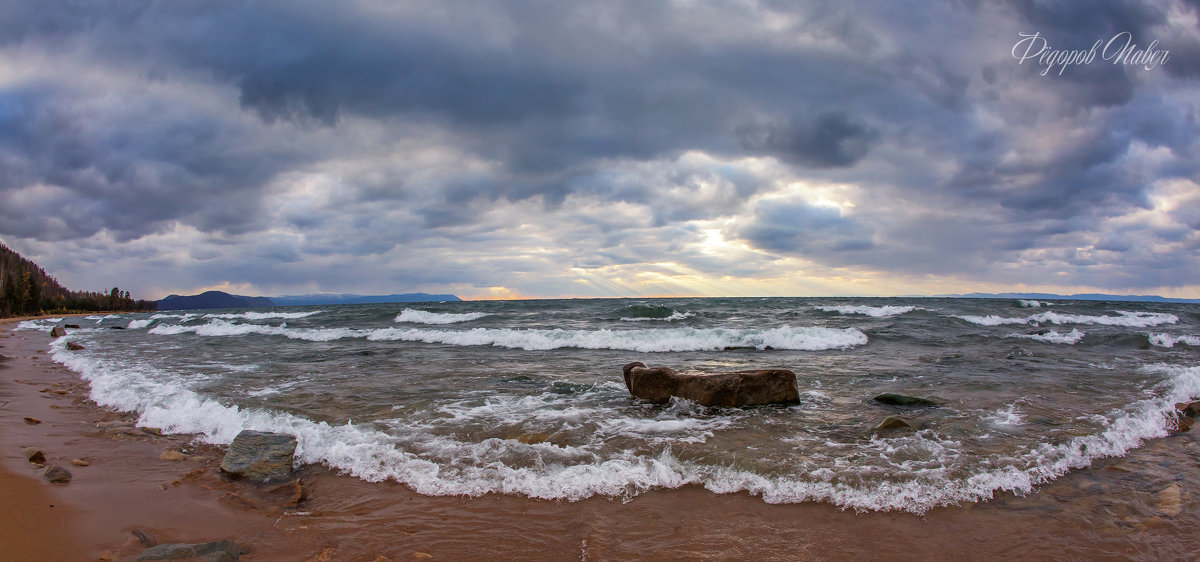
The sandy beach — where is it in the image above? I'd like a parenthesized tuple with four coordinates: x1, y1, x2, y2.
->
(4, 317, 1200, 560)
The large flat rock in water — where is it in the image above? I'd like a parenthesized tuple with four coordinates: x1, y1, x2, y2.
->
(219, 430, 297, 484)
(622, 362, 799, 407)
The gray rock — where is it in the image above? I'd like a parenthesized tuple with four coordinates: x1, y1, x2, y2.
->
(622, 362, 799, 407)
(136, 539, 241, 561)
(873, 393, 938, 407)
(873, 416, 918, 433)
(50, 326, 66, 338)
(219, 430, 297, 484)
(66, 341, 85, 351)
(44, 465, 72, 483)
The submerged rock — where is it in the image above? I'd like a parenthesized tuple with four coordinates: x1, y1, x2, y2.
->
(136, 539, 241, 561)
(219, 430, 297, 484)
(622, 362, 799, 407)
(50, 326, 66, 338)
(1158, 483, 1183, 518)
(66, 341, 85, 351)
(44, 465, 72, 483)
(873, 416, 918, 433)
(873, 393, 938, 407)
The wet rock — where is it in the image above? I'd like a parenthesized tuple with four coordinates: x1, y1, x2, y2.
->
(63, 324, 81, 329)
(621, 362, 799, 407)
(23, 416, 41, 425)
(1158, 483, 1182, 517)
(135, 539, 241, 561)
(219, 430, 297, 484)
(109, 326, 125, 330)
(1175, 414, 1194, 433)
(44, 465, 72, 483)
(66, 341, 85, 351)
(266, 478, 308, 507)
(141, 427, 163, 435)
(873, 416, 918, 433)
(160, 449, 188, 461)
(1177, 401, 1200, 418)
(50, 326, 66, 338)
(23, 447, 46, 464)
(70, 458, 89, 467)
(872, 393, 938, 407)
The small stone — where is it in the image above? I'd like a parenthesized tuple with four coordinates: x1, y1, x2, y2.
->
(66, 341, 85, 351)
(70, 458, 89, 466)
(375, 556, 393, 562)
(266, 478, 307, 507)
(63, 324, 81, 329)
(159, 450, 188, 461)
(44, 465, 72, 483)
(412, 554, 433, 559)
(23, 416, 41, 425)
(873, 393, 938, 407)
(50, 326, 66, 338)
(50, 389, 68, 395)
(23, 447, 46, 464)
(1158, 483, 1183, 517)
(141, 427, 163, 436)
(132, 529, 157, 547)
(98, 550, 117, 562)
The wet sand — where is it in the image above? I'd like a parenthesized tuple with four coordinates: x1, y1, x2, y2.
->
(3, 318, 1199, 560)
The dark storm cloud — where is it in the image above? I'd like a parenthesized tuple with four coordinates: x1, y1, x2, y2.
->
(0, 0, 1197, 296)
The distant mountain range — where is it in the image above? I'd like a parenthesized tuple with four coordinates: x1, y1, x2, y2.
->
(939, 292, 1200, 304)
(156, 290, 461, 310)
(157, 291, 275, 310)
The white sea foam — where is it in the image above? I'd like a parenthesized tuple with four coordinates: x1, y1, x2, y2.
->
(204, 310, 323, 320)
(1007, 328, 1086, 345)
(394, 309, 492, 324)
(984, 404, 1025, 426)
(955, 310, 1177, 327)
(1149, 333, 1200, 348)
(148, 320, 869, 352)
(86, 314, 121, 324)
(127, 319, 155, 329)
(1018, 300, 1050, 308)
(151, 313, 199, 321)
(620, 311, 695, 322)
(816, 305, 918, 317)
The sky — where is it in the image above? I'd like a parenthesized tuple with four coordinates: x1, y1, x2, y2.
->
(0, 0, 1198, 301)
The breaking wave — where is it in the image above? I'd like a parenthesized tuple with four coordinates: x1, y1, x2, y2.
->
(955, 310, 1177, 328)
(816, 305, 918, 318)
(394, 309, 492, 324)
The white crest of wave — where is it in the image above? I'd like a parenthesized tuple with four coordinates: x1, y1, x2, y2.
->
(619, 311, 695, 322)
(1149, 333, 1200, 348)
(394, 309, 492, 324)
(366, 325, 868, 352)
(204, 310, 323, 320)
(1018, 300, 1050, 308)
(1007, 329, 1085, 345)
(816, 305, 917, 318)
(955, 310, 1177, 327)
(148, 320, 868, 352)
(127, 319, 155, 330)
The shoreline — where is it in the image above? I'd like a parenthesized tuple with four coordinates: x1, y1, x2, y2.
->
(3, 318, 1200, 560)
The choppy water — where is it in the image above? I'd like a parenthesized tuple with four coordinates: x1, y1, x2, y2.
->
(20, 297, 1200, 513)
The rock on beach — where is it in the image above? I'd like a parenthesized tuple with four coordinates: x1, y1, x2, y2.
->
(219, 430, 298, 484)
(622, 362, 800, 407)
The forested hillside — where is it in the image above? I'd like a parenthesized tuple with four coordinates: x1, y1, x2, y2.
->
(0, 241, 155, 317)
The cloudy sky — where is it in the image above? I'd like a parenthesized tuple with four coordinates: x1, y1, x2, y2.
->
(1, 0, 1198, 300)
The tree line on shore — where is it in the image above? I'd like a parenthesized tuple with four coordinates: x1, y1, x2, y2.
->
(0, 242, 156, 317)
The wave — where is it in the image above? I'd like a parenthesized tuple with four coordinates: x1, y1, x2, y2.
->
(46, 334, 1200, 513)
(127, 319, 155, 330)
(1007, 329, 1085, 345)
(1018, 300, 1050, 308)
(203, 310, 323, 320)
(1149, 333, 1200, 348)
(955, 310, 1177, 328)
(620, 311, 695, 322)
(816, 305, 918, 318)
(394, 309, 492, 324)
(148, 319, 868, 352)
